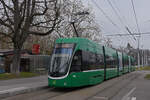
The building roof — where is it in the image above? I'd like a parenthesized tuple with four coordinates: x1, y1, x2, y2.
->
(0, 49, 31, 56)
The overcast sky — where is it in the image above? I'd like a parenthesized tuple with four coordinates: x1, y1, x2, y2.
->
(82, 0, 150, 49)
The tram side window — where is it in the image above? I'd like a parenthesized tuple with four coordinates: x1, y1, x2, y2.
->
(70, 50, 82, 72)
(124, 58, 129, 67)
(82, 51, 104, 70)
(82, 51, 90, 70)
(131, 60, 135, 66)
(89, 52, 96, 67)
(95, 54, 104, 69)
(106, 55, 117, 68)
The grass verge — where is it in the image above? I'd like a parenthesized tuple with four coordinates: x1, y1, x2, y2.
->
(144, 74, 150, 80)
(0, 72, 39, 80)
(136, 66, 150, 71)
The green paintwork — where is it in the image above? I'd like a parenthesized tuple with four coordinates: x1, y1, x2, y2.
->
(48, 38, 136, 88)
(55, 37, 103, 54)
(48, 70, 104, 88)
(48, 68, 123, 88)
(104, 46, 118, 79)
(106, 68, 118, 79)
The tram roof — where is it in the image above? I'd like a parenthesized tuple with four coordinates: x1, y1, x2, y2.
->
(55, 38, 135, 60)
(56, 38, 115, 54)
(56, 37, 95, 44)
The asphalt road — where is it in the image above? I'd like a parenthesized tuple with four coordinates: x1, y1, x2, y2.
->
(2, 71, 150, 100)
(111, 71, 150, 100)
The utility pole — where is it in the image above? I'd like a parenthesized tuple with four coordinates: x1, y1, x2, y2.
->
(137, 36, 140, 68)
(141, 49, 144, 67)
(143, 50, 145, 67)
(146, 51, 148, 66)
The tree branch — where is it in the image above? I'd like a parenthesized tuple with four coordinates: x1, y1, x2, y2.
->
(19, 0, 26, 29)
(19, 0, 25, 12)
(0, 0, 14, 13)
(31, 19, 56, 26)
(32, 0, 48, 17)
(0, 31, 12, 38)
(0, 35, 12, 44)
(30, 0, 36, 18)
(29, 18, 60, 36)
(1, 2, 14, 25)
(0, 19, 14, 32)
(33, 25, 54, 28)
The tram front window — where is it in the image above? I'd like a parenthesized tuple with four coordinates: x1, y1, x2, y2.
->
(49, 44, 74, 77)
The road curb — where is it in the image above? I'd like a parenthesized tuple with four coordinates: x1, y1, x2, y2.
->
(0, 85, 49, 99)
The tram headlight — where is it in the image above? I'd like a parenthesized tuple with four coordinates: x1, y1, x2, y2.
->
(52, 80, 56, 84)
(64, 82, 67, 86)
(73, 75, 76, 78)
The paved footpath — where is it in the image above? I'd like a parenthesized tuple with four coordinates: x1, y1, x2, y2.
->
(0, 75, 48, 99)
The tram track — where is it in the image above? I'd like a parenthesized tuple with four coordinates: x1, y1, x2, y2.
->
(86, 72, 140, 100)
(2, 72, 139, 100)
(45, 72, 140, 100)
(40, 88, 81, 100)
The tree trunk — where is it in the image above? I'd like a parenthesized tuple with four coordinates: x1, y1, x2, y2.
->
(11, 49, 21, 75)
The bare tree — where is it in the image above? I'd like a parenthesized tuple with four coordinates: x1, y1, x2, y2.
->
(103, 37, 113, 48)
(23, 0, 102, 55)
(54, 0, 102, 41)
(0, 0, 61, 74)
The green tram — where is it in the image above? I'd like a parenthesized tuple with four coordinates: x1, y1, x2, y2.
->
(48, 38, 135, 88)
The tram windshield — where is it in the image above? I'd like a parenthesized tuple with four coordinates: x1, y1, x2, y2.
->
(49, 43, 74, 77)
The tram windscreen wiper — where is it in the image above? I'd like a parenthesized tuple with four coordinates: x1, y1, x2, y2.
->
(50, 71, 59, 76)
(55, 61, 69, 73)
(50, 61, 69, 76)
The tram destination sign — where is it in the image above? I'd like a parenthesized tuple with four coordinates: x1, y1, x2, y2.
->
(55, 43, 74, 48)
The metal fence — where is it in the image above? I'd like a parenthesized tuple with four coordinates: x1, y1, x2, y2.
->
(0, 56, 5, 73)
(21, 55, 51, 74)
